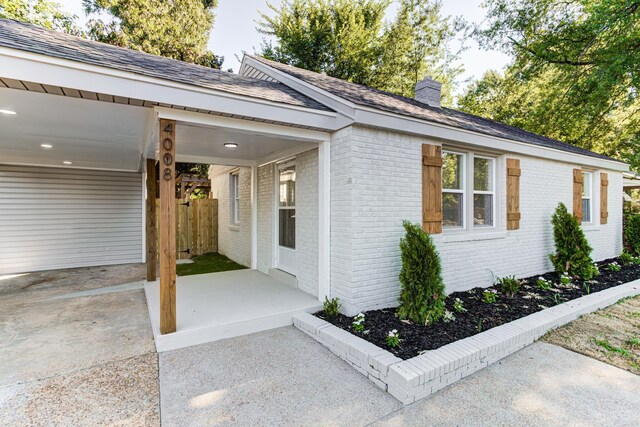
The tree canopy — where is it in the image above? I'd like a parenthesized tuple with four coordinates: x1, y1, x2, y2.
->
(0, 0, 80, 33)
(459, 0, 639, 169)
(258, 0, 464, 105)
(83, 0, 224, 68)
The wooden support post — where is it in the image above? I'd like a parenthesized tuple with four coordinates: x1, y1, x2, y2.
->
(159, 119, 177, 334)
(145, 158, 157, 281)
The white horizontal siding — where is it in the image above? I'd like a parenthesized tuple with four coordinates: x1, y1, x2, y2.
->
(0, 164, 143, 274)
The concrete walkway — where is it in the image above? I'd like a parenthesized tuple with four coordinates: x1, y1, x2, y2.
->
(159, 328, 640, 427)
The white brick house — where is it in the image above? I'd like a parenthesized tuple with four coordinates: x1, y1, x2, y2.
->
(203, 55, 627, 316)
(0, 19, 627, 328)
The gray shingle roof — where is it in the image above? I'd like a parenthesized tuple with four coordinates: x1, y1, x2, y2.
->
(251, 55, 620, 163)
(0, 19, 331, 111)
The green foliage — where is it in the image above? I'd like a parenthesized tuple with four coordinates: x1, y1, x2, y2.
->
(397, 221, 446, 325)
(624, 215, 640, 256)
(386, 329, 399, 347)
(352, 312, 365, 332)
(1, 0, 80, 33)
(176, 252, 246, 276)
(606, 262, 621, 272)
(536, 277, 552, 291)
(322, 296, 340, 319)
(483, 289, 497, 303)
(549, 203, 598, 280)
(619, 251, 634, 265)
(83, 0, 224, 68)
(458, 0, 640, 170)
(495, 275, 521, 297)
(257, 0, 464, 105)
(452, 297, 466, 313)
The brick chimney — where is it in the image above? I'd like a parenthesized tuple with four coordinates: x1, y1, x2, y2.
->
(415, 76, 442, 108)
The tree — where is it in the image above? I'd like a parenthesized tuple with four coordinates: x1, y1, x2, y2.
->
(1, 0, 81, 34)
(83, 0, 224, 68)
(549, 203, 598, 280)
(460, 0, 640, 169)
(398, 221, 446, 325)
(258, 0, 463, 105)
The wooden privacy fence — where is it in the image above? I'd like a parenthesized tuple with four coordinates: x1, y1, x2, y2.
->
(156, 198, 218, 260)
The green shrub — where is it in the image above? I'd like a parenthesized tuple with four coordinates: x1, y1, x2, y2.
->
(549, 203, 598, 280)
(619, 251, 634, 265)
(398, 221, 446, 325)
(322, 297, 340, 319)
(624, 214, 640, 255)
(495, 275, 522, 297)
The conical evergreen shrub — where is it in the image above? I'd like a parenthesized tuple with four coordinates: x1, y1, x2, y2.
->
(398, 221, 446, 325)
(549, 203, 598, 280)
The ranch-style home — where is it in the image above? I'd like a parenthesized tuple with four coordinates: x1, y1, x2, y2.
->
(0, 19, 627, 350)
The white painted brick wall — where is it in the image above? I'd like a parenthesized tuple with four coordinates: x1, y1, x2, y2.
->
(256, 164, 274, 274)
(212, 167, 252, 267)
(296, 148, 319, 296)
(330, 125, 624, 315)
(213, 148, 320, 296)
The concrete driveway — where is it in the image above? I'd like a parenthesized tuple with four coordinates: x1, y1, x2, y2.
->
(1, 264, 639, 426)
(0, 264, 159, 426)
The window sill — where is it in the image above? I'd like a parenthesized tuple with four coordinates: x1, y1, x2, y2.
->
(438, 230, 507, 243)
(582, 224, 600, 232)
(228, 225, 240, 232)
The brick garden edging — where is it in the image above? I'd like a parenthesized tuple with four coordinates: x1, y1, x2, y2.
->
(293, 278, 640, 404)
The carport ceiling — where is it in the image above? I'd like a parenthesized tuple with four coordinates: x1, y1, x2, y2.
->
(0, 88, 149, 171)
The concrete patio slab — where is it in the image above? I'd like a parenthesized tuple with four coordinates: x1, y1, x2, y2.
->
(0, 353, 159, 427)
(372, 342, 640, 427)
(145, 269, 323, 352)
(159, 326, 402, 426)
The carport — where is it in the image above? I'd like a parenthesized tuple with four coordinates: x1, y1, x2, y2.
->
(0, 19, 336, 346)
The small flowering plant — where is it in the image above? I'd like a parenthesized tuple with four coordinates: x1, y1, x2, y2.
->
(607, 262, 621, 272)
(559, 272, 572, 286)
(443, 309, 456, 323)
(536, 277, 552, 291)
(483, 289, 498, 303)
(453, 297, 466, 313)
(352, 313, 365, 332)
(386, 329, 400, 347)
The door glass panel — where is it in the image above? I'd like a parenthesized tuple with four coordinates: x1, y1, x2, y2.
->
(279, 209, 296, 249)
(279, 166, 296, 207)
(278, 164, 296, 249)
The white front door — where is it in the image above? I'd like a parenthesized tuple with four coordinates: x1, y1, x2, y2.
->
(276, 161, 296, 275)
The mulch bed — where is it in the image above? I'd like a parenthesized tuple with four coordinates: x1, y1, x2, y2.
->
(316, 257, 640, 360)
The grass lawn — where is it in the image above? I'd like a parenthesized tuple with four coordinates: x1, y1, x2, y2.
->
(176, 252, 247, 277)
(543, 295, 640, 375)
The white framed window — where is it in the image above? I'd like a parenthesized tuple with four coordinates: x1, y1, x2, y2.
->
(582, 171, 592, 223)
(442, 150, 496, 230)
(230, 172, 240, 225)
(442, 152, 465, 228)
(473, 156, 495, 227)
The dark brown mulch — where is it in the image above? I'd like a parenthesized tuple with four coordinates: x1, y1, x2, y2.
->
(316, 257, 640, 360)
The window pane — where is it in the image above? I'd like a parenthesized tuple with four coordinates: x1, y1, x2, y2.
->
(443, 192, 463, 227)
(442, 153, 463, 190)
(474, 157, 492, 191)
(582, 199, 591, 222)
(279, 209, 296, 248)
(474, 194, 493, 226)
(279, 166, 296, 207)
(582, 172, 591, 196)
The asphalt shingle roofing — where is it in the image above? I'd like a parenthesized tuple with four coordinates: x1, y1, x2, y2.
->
(250, 55, 619, 163)
(0, 19, 331, 111)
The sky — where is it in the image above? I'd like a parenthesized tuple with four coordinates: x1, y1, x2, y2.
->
(56, 0, 511, 94)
